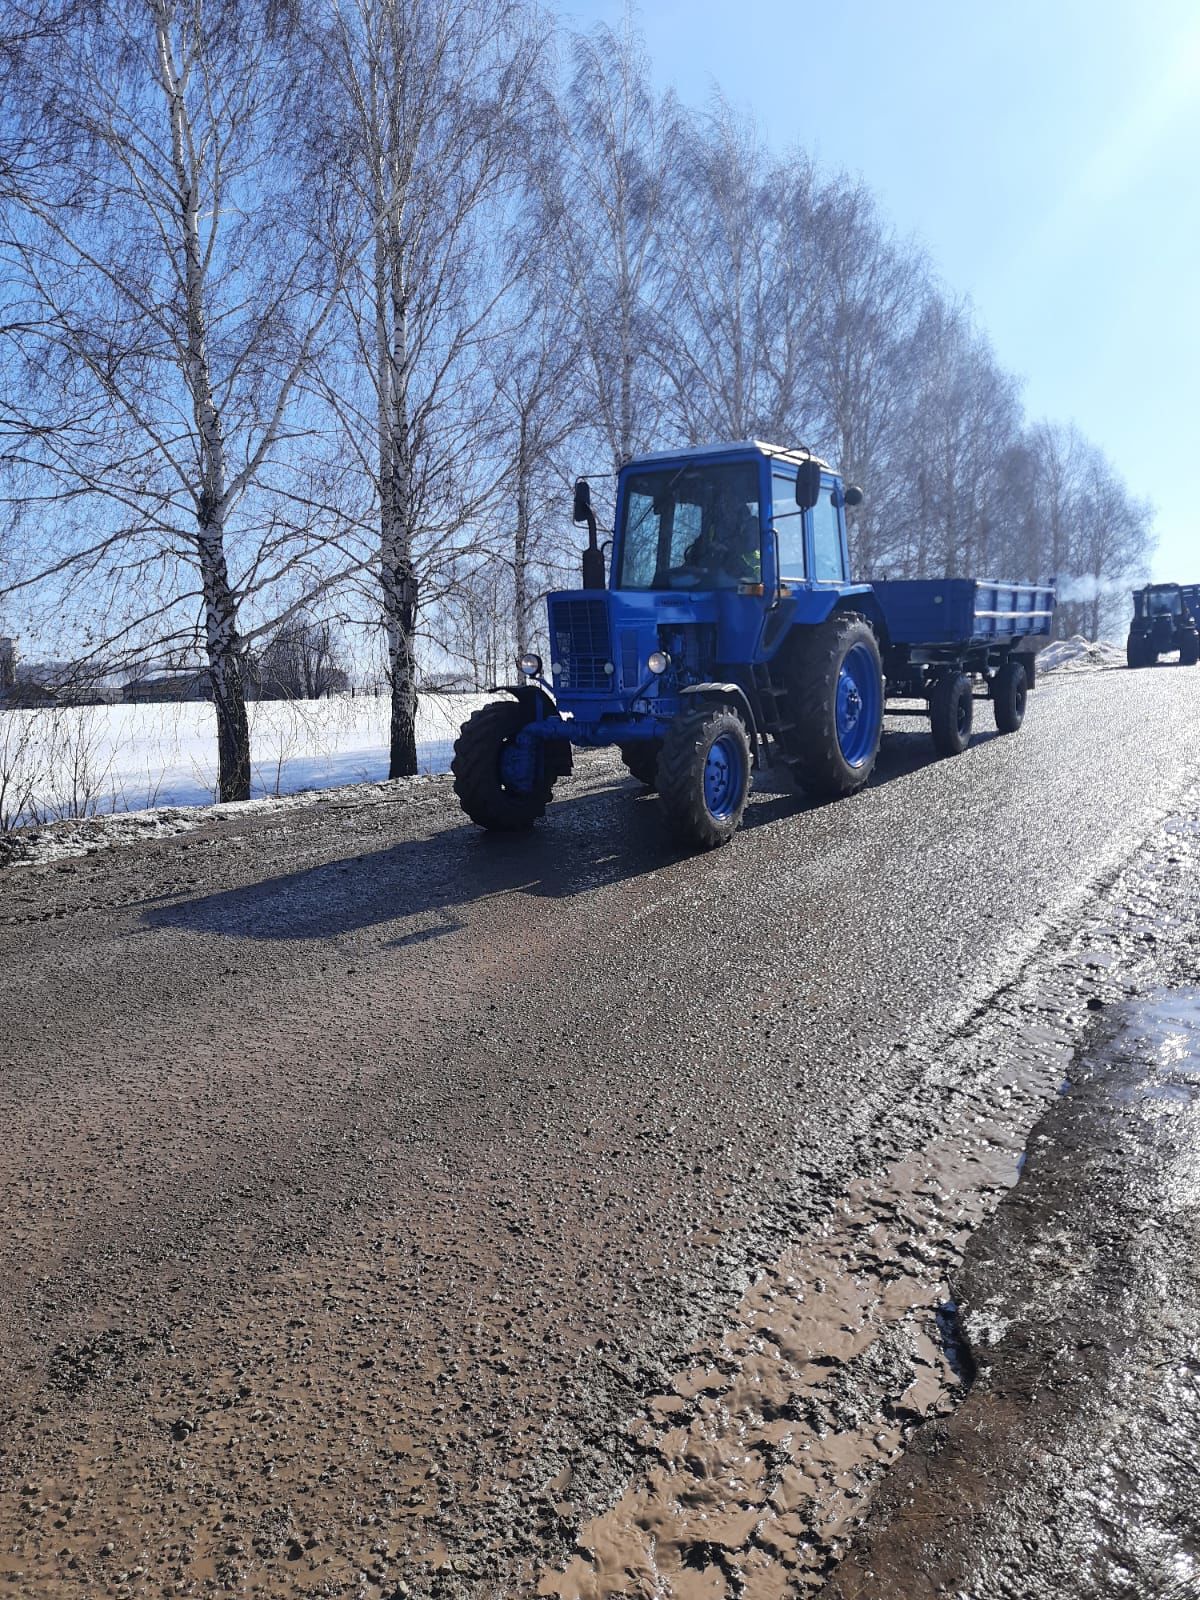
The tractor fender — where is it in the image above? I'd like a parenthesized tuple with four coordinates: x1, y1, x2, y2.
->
(496, 682, 556, 718)
(494, 684, 572, 776)
(832, 593, 890, 653)
(679, 682, 763, 748)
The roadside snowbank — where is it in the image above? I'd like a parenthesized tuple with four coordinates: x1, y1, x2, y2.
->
(1038, 635, 1125, 673)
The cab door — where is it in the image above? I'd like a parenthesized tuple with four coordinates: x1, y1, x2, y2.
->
(810, 476, 847, 584)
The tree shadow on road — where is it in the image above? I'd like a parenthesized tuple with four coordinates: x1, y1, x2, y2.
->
(143, 723, 994, 945)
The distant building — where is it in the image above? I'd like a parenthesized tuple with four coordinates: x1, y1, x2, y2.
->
(123, 669, 212, 704)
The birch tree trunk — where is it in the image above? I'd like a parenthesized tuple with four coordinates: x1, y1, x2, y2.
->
(155, 0, 250, 799)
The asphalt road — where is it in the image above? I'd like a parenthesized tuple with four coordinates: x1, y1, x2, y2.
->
(1, 664, 1198, 1599)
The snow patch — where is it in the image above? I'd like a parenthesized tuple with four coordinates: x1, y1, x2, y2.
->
(1, 691, 494, 828)
(1038, 635, 1125, 674)
(0, 691, 498, 865)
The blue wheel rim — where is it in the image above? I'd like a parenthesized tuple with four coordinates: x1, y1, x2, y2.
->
(703, 732, 744, 819)
(836, 643, 882, 768)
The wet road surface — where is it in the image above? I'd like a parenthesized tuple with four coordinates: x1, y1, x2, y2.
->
(1, 665, 1198, 1598)
(827, 982, 1200, 1600)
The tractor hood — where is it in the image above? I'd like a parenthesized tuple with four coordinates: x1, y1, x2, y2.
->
(546, 588, 721, 706)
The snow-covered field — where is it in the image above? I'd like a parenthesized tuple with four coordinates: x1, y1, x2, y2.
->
(0, 692, 492, 829)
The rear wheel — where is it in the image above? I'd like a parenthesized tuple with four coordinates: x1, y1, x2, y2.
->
(452, 700, 556, 831)
(1126, 633, 1156, 668)
(657, 705, 752, 850)
(1180, 631, 1200, 666)
(992, 659, 1028, 734)
(619, 740, 663, 789)
(930, 672, 974, 756)
(784, 614, 884, 798)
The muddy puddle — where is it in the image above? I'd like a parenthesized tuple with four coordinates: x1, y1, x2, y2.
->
(827, 984, 1200, 1600)
(537, 807, 1200, 1600)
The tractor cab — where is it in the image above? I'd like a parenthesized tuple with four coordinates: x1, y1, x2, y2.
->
(547, 442, 867, 728)
(1134, 584, 1184, 619)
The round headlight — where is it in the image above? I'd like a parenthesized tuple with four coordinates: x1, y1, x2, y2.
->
(517, 652, 542, 677)
(647, 650, 670, 676)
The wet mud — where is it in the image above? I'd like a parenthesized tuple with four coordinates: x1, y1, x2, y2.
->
(823, 981, 1200, 1600)
(538, 804, 1200, 1599)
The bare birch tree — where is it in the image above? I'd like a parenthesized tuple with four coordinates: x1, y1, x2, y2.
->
(310, 0, 546, 777)
(486, 273, 583, 660)
(1, 0, 351, 799)
(663, 105, 826, 446)
(542, 23, 680, 474)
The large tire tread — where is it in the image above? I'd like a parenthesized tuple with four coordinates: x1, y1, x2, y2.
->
(452, 700, 555, 831)
(992, 659, 1028, 735)
(657, 706, 751, 850)
(783, 614, 884, 798)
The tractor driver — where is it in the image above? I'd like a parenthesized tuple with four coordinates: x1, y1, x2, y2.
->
(684, 484, 761, 588)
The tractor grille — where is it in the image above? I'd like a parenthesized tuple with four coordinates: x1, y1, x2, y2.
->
(550, 597, 612, 691)
(620, 628, 641, 689)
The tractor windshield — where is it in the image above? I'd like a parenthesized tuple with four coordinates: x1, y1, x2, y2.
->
(616, 462, 761, 591)
(1148, 590, 1182, 615)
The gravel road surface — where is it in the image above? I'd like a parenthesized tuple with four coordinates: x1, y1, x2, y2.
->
(1, 665, 1198, 1599)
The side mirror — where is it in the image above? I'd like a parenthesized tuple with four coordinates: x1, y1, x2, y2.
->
(844, 484, 864, 508)
(794, 458, 822, 512)
(573, 478, 592, 524)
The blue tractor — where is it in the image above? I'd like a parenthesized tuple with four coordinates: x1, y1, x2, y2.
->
(1125, 583, 1200, 668)
(452, 441, 1054, 850)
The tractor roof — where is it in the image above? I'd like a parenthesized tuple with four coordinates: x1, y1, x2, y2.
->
(628, 440, 834, 473)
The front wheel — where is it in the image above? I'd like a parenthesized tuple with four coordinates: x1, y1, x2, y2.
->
(657, 705, 752, 850)
(1180, 631, 1200, 666)
(452, 700, 557, 831)
(784, 614, 884, 798)
(992, 659, 1028, 734)
(930, 672, 974, 756)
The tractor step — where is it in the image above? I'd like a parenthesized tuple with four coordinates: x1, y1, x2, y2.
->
(752, 662, 804, 765)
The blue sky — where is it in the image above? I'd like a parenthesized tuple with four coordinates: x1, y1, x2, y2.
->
(566, 0, 1200, 581)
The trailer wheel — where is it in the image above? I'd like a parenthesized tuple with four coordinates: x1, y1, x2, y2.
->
(1180, 631, 1200, 666)
(619, 740, 663, 789)
(992, 659, 1028, 734)
(784, 614, 884, 798)
(657, 705, 751, 850)
(452, 700, 557, 831)
(930, 672, 974, 756)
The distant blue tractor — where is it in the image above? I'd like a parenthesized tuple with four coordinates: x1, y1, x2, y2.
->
(1125, 583, 1200, 668)
(452, 441, 1054, 850)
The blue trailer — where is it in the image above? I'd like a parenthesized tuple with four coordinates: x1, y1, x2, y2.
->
(453, 441, 1055, 850)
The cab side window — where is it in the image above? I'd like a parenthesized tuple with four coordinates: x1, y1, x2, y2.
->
(772, 472, 806, 580)
(811, 485, 845, 583)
